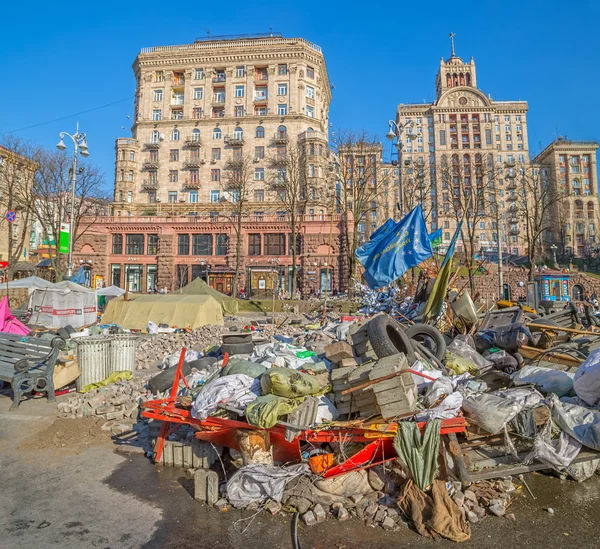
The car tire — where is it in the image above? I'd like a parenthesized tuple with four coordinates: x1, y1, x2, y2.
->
(221, 333, 253, 345)
(148, 361, 192, 394)
(222, 342, 255, 356)
(366, 315, 416, 363)
(405, 323, 446, 362)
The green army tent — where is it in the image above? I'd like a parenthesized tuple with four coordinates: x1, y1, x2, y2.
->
(178, 277, 239, 315)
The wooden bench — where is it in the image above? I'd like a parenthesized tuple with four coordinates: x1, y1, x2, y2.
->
(0, 333, 65, 410)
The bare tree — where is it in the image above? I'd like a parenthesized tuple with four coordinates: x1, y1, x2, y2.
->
(332, 130, 390, 293)
(32, 150, 109, 280)
(402, 158, 438, 224)
(513, 162, 565, 280)
(222, 153, 255, 298)
(0, 136, 38, 280)
(267, 140, 306, 297)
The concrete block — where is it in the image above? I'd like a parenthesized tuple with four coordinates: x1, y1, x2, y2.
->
(192, 439, 219, 469)
(330, 366, 354, 381)
(353, 340, 374, 356)
(264, 500, 281, 515)
(331, 502, 349, 521)
(374, 508, 387, 523)
(194, 469, 219, 506)
(339, 357, 359, 368)
(173, 443, 184, 467)
(95, 404, 115, 415)
(382, 516, 396, 530)
(350, 330, 369, 344)
(365, 503, 378, 519)
(347, 363, 374, 385)
(302, 510, 317, 526)
(182, 444, 193, 469)
(358, 350, 378, 362)
(325, 341, 354, 364)
(105, 410, 124, 421)
(312, 503, 327, 523)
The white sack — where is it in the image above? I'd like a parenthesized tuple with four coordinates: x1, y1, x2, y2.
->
(573, 348, 600, 406)
(191, 374, 261, 420)
(314, 395, 339, 424)
(548, 393, 600, 451)
(416, 391, 463, 422)
(512, 365, 574, 397)
(462, 392, 523, 434)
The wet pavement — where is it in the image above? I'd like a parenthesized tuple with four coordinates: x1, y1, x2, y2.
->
(2, 393, 600, 548)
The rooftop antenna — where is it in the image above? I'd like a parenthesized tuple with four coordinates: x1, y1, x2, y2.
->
(205, 28, 210, 38)
(449, 32, 456, 57)
(269, 25, 273, 36)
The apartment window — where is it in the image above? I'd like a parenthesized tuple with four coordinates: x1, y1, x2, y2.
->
(309, 164, 315, 177)
(211, 148, 221, 161)
(255, 146, 265, 160)
(192, 108, 202, 119)
(232, 147, 243, 161)
(439, 130, 446, 145)
(254, 168, 264, 180)
(147, 234, 159, 255)
(194, 69, 204, 80)
(178, 234, 189, 255)
(189, 190, 198, 203)
(210, 190, 220, 203)
(153, 89, 163, 102)
(277, 83, 288, 95)
(234, 85, 245, 98)
(213, 234, 228, 256)
(255, 126, 265, 138)
(234, 106, 244, 117)
(169, 149, 179, 162)
(209, 169, 220, 182)
(235, 65, 245, 77)
(233, 127, 243, 140)
(255, 189, 264, 202)
(119, 169, 124, 181)
(265, 234, 285, 255)
(152, 109, 161, 121)
(112, 234, 123, 254)
(306, 85, 315, 99)
(248, 234, 261, 255)
(129, 151, 135, 162)
(171, 129, 180, 141)
(168, 191, 177, 203)
(278, 64, 288, 75)
(277, 104, 288, 115)
(128, 170, 134, 182)
(125, 234, 144, 254)
(306, 66, 314, 79)
(192, 234, 212, 255)
(306, 105, 315, 118)
(171, 109, 183, 120)
(192, 87, 203, 100)
(504, 116, 510, 122)
(168, 170, 178, 183)
(212, 128, 221, 139)
(254, 106, 267, 116)
(214, 90, 225, 103)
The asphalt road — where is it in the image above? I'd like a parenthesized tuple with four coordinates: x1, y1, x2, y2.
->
(2, 393, 600, 549)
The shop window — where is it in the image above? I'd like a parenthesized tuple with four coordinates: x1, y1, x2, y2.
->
(178, 234, 190, 255)
(264, 233, 286, 255)
(215, 234, 229, 255)
(147, 234, 159, 255)
(125, 234, 144, 254)
(112, 234, 123, 254)
(192, 234, 213, 255)
(248, 234, 261, 256)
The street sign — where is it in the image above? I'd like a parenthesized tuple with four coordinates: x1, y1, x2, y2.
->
(0, 261, 8, 270)
(59, 223, 70, 255)
(5, 210, 16, 223)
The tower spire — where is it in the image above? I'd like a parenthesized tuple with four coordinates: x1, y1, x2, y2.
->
(449, 32, 456, 57)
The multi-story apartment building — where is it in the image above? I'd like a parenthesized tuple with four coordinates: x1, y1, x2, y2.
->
(395, 41, 529, 256)
(534, 139, 599, 257)
(113, 33, 331, 215)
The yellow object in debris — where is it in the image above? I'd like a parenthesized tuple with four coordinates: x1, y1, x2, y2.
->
(496, 300, 536, 314)
(80, 370, 133, 393)
(305, 323, 321, 330)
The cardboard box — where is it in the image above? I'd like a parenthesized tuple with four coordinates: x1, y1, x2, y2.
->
(53, 360, 81, 390)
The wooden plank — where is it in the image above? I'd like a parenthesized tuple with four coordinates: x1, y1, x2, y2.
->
(528, 323, 600, 336)
(519, 345, 583, 368)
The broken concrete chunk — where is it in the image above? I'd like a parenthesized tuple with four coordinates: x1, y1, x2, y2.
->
(302, 510, 317, 526)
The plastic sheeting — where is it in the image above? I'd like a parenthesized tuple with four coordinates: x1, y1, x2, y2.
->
(549, 393, 600, 451)
(28, 287, 97, 328)
(191, 374, 261, 420)
(573, 348, 600, 407)
(461, 392, 523, 435)
(524, 430, 581, 471)
(226, 463, 308, 508)
(512, 366, 575, 397)
(416, 392, 463, 422)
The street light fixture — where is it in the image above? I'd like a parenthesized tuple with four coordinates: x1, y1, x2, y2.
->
(386, 119, 416, 218)
(57, 122, 90, 279)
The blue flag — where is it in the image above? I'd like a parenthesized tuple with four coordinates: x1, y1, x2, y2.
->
(441, 220, 463, 268)
(362, 205, 433, 290)
(429, 228, 442, 248)
(355, 218, 397, 266)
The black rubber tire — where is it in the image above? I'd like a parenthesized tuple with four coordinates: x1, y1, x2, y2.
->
(222, 333, 253, 344)
(366, 315, 416, 363)
(188, 357, 217, 370)
(57, 327, 70, 340)
(412, 340, 445, 370)
(405, 323, 446, 362)
(222, 342, 254, 356)
(64, 324, 75, 335)
(148, 362, 192, 394)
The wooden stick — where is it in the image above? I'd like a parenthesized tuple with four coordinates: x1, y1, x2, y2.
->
(341, 368, 437, 395)
(519, 345, 583, 367)
(527, 323, 600, 336)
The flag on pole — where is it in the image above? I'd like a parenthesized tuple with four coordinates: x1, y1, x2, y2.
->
(429, 228, 443, 249)
(422, 221, 463, 321)
(361, 206, 433, 290)
(355, 218, 397, 266)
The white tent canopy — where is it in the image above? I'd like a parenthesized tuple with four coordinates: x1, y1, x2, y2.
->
(6, 276, 56, 292)
(28, 286, 97, 328)
(96, 285, 126, 297)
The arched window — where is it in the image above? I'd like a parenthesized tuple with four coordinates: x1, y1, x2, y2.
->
(255, 126, 265, 138)
(466, 73, 472, 86)
(191, 128, 200, 142)
(233, 127, 243, 140)
(151, 130, 160, 143)
(463, 154, 470, 164)
(277, 125, 287, 138)
(306, 127, 314, 133)
(212, 128, 222, 139)
(459, 73, 465, 86)
(487, 153, 494, 168)
(453, 73, 459, 86)
(446, 73, 452, 87)
(171, 128, 180, 141)
(474, 153, 482, 164)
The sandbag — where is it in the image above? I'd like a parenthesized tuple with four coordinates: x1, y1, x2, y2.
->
(314, 470, 372, 496)
(573, 348, 600, 406)
(512, 365, 574, 397)
(221, 358, 267, 379)
(260, 367, 325, 399)
(462, 392, 522, 434)
(192, 374, 261, 420)
(245, 394, 305, 429)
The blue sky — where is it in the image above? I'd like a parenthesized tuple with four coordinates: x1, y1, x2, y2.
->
(1, 0, 598, 193)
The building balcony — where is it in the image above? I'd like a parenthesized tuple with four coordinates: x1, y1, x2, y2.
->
(185, 137, 202, 147)
(507, 194, 517, 202)
(212, 111, 225, 118)
(212, 75, 226, 83)
(253, 95, 268, 103)
(144, 141, 161, 149)
(225, 136, 244, 146)
(142, 161, 159, 170)
(184, 159, 203, 168)
(255, 72, 269, 82)
(171, 78, 185, 87)
(271, 134, 289, 145)
(142, 180, 159, 190)
(508, 216, 519, 224)
(117, 138, 138, 147)
(183, 179, 201, 189)
(509, 228, 520, 235)
(298, 130, 327, 141)
(212, 98, 226, 105)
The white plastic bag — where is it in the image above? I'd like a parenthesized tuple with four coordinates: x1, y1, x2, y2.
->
(573, 348, 600, 406)
(447, 335, 492, 369)
(512, 366, 574, 397)
(462, 392, 522, 434)
(147, 321, 158, 335)
(314, 395, 339, 424)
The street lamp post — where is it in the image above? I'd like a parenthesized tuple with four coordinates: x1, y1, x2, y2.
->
(550, 244, 558, 268)
(386, 119, 417, 218)
(57, 122, 89, 279)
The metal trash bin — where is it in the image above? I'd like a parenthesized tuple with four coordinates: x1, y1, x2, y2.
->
(76, 337, 110, 391)
(108, 334, 138, 374)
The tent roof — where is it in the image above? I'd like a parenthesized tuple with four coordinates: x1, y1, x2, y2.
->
(96, 285, 126, 296)
(6, 276, 56, 290)
(179, 277, 238, 314)
(54, 280, 96, 293)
